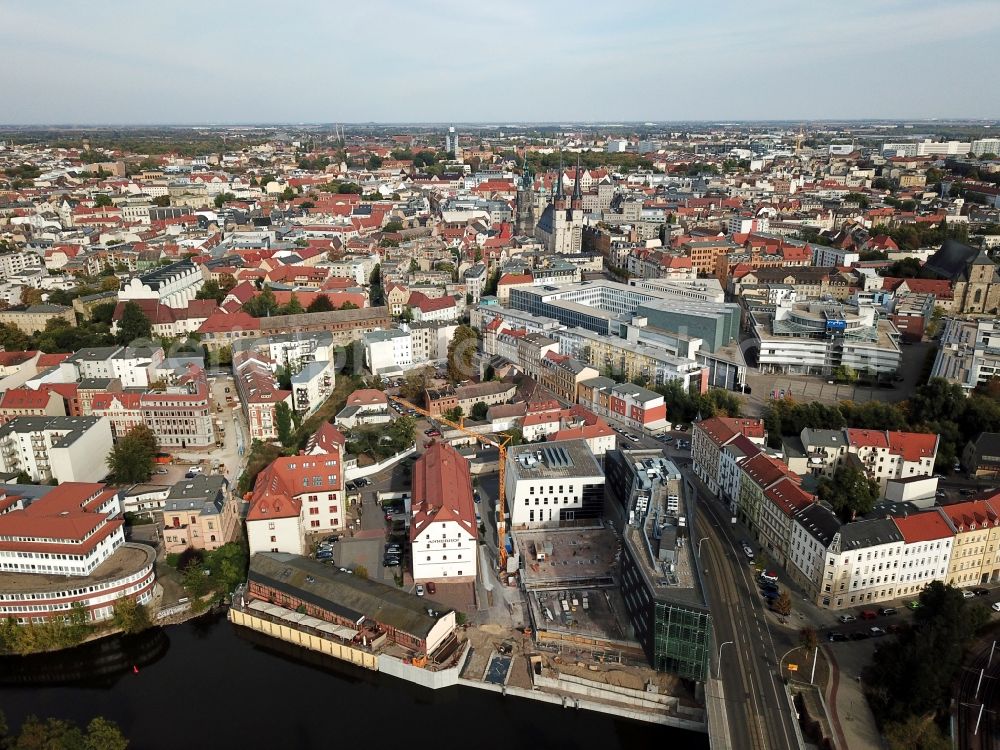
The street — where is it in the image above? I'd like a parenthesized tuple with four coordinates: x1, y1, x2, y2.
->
(692, 478, 800, 750)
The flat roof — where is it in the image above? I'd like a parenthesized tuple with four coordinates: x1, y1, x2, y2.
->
(506, 439, 604, 482)
(3, 543, 154, 594)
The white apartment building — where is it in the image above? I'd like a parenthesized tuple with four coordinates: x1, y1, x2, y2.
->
(364, 329, 413, 375)
(811, 244, 860, 268)
(505, 440, 606, 529)
(932, 318, 1000, 392)
(822, 518, 905, 609)
(265, 332, 337, 371)
(0, 251, 43, 277)
(118, 258, 204, 309)
(410, 442, 478, 582)
(972, 138, 1000, 157)
(0, 416, 114, 484)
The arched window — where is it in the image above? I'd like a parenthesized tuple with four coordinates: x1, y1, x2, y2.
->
(974, 288, 983, 305)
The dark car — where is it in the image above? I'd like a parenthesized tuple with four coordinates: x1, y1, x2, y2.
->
(826, 632, 848, 642)
(426, 582, 436, 595)
(762, 589, 780, 600)
(974, 588, 991, 597)
(849, 631, 871, 641)
(382, 557, 400, 567)
(886, 623, 908, 634)
(859, 610, 877, 620)
(878, 607, 897, 616)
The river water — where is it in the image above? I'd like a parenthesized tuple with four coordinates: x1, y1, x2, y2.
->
(0, 612, 708, 749)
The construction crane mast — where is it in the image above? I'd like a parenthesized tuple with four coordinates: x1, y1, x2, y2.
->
(388, 395, 512, 575)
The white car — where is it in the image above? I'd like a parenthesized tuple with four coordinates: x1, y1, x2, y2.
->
(963, 590, 976, 599)
(416, 584, 425, 596)
(993, 602, 1000, 613)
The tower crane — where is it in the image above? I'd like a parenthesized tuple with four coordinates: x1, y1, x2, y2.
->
(387, 395, 512, 576)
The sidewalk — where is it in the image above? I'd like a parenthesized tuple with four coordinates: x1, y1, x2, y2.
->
(825, 646, 883, 750)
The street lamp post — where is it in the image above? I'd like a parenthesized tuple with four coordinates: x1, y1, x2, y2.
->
(717, 640, 734, 679)
(698, 536, 709, 558)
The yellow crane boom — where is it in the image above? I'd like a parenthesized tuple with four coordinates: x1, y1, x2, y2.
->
(388, 395, 511, 575)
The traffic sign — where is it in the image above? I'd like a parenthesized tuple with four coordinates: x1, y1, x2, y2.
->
(787, 663, 798, 672)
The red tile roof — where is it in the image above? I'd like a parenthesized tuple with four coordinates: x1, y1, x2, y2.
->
(409, 442, 476, 542)
(893, 510, 955, 543)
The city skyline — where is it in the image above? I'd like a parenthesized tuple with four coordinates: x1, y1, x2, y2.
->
(2, 0, 999, 124)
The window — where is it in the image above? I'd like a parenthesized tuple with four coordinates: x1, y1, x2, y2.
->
(309, 507, 319, 515)
(270, 536, 276, 543)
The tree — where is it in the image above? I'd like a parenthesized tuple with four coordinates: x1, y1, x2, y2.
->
(111, 596, 150, 634)
(772, 590, 792, 617)
(306, 294, 334, 313)
(368, 263, 381, 286)
(19, 287, 43, 306)
(275, 402, 294, 447)
(94, 194, 113, 207)
(443, 406, 464, 423)
(817, 465, 879, 522)
(367, 154, 383, 170)
(281, 294, 303, 315)
(214, 192, 235, 209)
(383, 220, 404, 233)
(884, 716, 949, 750)
(400, 366, 433, 405)
(243, 286, 279, 318)
(115, 301, 152, 345)
(446, 325, 479, 384)
(83, 717, 129, 750)
(470, 401, 489, 421)
(196, 279, 225, 303)
(153, 195, 171, 207)
(799, 627, 818, 656)
(106, 424, 157, 484)
(831, 365, 857, 383)
(339, 301, 359, 310)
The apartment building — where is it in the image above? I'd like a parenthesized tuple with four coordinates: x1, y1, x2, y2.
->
(119, 258, 204, 308)
(576, 377, 670, 433)
(0, 416, 114, 483)
(798, 427, 938, 490)
(941, 499, 1000, 587)
(690, 416, 768, 496)
(537, 352, 598, 403)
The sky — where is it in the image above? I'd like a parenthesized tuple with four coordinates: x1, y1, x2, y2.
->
(2, 0, 999, 125)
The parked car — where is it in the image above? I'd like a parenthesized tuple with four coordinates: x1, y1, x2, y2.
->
(869, 626, 886, 637)
(759, 570, 778, 584)
(662, 435, 674, 443)
(860, 610, 877, 620)
(992, 602, 1000, 612)
(838, 614, 857, 624)
(155, 468, 168, 474)
(473, 491, 481, 504)
(878, 607, 897, 616)
(964, 589, 976, 598)
(849, 631, 871, 641)
(827, 632, 848, 642)
(887, 623, 908, 634)
(742, 543, 755, 560)
(974, 588, 991, 597)
(415, 584, 425, 596)
(383, 557, 400, 567)
(356, 477, 370, 487)
(426, 582, 436, 595)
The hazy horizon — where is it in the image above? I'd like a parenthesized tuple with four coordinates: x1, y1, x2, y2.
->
(2, 0, 999, 124)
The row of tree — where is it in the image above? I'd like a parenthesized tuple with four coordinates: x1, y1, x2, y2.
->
(0, 712, 128, 750)
(866, 581, 989, 749)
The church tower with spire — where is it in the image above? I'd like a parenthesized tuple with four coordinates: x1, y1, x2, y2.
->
(534, 153, 585, 254)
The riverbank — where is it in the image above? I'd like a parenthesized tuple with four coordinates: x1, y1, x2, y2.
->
(228, 604, 707, 733)
(0, 611, 706, 749)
